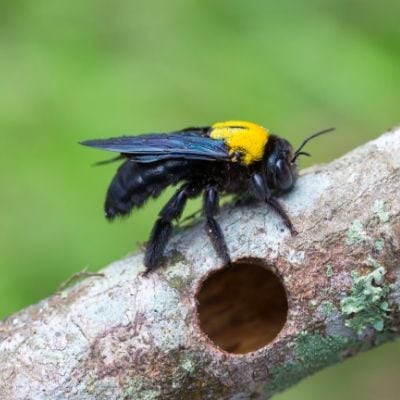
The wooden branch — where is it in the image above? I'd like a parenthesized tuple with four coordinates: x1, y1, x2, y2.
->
(1, 128, 400, 400)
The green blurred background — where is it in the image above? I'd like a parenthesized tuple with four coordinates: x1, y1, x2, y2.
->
(0, 0, 399, 398)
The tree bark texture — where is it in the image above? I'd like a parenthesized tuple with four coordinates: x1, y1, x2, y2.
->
(1, 128, 400, 400)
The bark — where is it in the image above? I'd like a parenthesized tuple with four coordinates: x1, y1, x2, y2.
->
(1, 128, 400, 400)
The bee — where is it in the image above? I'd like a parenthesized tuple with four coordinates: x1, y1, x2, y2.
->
(81, 120, 333, 272)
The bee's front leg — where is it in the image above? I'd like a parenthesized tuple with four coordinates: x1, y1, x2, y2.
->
(203, 186, 231, 265)
(249, 172, 297, 235)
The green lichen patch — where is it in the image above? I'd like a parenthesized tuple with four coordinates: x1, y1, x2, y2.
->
(167, 275, 186, 291)
(165, 251, 191, 291)
(167, 250, 187, 266)
(265, 332, 357, 395)
(308, 299, 318, 309)
(180, 358, 195, 373)
(295, 332, 354, 364)
(325, 264, 333, 278)
(340, 267, 391, 335)
(346, 220, 366, 245)
(366, 256, 383, 269)
(372, 200, 389, 223)
(374, 239, 385, 252)
(319, 301, 337, 318)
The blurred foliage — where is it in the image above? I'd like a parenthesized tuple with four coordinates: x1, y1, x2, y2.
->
(0, 0, 399, 398)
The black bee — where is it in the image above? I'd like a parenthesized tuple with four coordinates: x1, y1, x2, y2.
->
(81, 120, 333, 272)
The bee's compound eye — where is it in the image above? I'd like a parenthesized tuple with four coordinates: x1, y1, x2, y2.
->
(275, 159, 293, 191)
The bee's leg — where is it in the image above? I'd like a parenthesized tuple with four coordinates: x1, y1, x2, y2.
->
(250, 172, 297, 235)
(265, 197, 297, 235)
(204, 186, 231, 265)
(144, 184, 199, 272)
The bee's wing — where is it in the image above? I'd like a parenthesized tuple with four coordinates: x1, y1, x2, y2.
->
(81, 130, 230, 163)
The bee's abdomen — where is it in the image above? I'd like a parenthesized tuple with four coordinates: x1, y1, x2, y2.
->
(105, 159, 189, 219)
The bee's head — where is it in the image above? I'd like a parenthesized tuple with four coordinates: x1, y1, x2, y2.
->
(264, 137, 297, 192)
(264, 128, 334, 192)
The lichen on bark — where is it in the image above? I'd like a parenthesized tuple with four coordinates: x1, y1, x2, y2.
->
(264, 332, 359, 396)
(341, 267, 391, 334)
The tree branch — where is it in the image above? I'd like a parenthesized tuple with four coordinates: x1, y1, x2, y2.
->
(1, 128, 400, 400)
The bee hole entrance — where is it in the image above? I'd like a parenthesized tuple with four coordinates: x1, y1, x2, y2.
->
(196, 261, 288, 354)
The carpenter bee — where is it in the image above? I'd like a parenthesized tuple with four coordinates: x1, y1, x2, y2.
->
(81, 121, 333, 272)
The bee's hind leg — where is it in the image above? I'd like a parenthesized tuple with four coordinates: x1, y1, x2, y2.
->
(204, 186, 231, 266)
(144, 183, 200, 272)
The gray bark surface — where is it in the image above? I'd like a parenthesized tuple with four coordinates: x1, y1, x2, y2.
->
(1, 128, 400, 400)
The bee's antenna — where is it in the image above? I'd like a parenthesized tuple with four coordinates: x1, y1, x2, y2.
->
(292, 127, 335, 162)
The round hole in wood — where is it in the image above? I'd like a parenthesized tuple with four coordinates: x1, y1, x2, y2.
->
(196, 261, 288, 354)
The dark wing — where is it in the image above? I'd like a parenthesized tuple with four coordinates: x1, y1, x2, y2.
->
(80, 129, 230, 163)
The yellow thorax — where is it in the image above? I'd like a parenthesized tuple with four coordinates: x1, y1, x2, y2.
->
(210, 120, 269, 165)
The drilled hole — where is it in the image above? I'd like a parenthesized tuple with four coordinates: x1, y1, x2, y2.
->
(196, 261, 288, 354)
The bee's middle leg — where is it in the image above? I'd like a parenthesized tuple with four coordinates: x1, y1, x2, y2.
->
(203, 186, 231, 265)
